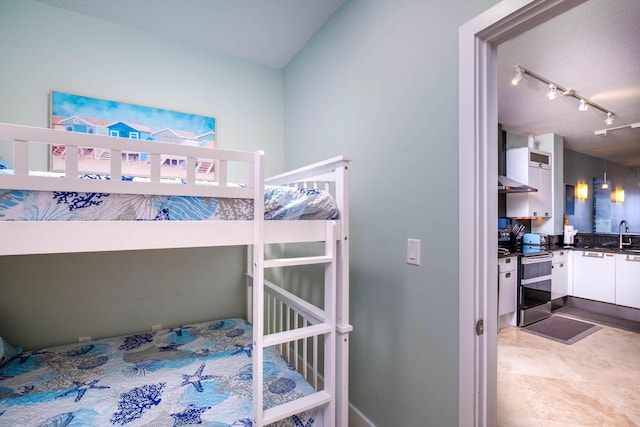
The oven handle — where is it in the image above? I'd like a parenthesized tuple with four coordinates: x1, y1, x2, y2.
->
(521, 274, 552, 285)
(520, 254, 553, 264)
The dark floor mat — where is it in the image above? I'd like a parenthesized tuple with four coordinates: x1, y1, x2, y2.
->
(522, 315, 600, 344)
(554, 306, 640, 333)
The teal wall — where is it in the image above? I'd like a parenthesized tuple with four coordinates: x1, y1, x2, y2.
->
(0, 0, 285, 349)
(283, 1, 500, 425)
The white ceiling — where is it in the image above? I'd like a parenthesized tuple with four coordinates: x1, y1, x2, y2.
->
(498, 0, 640, 167)
(36, 0, 640, 167)
(35, 0, 346, 69)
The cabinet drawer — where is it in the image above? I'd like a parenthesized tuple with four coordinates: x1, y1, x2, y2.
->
(498, 270, 517, 315)
(552, 250, 568, 263)
(498, 256, 517, 272)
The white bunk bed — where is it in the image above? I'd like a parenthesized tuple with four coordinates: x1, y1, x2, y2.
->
(0, 123, 352, 427)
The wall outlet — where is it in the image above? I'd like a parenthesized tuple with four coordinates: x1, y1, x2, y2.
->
(151, 324, 163, 331)
(78, 336, 92, 343)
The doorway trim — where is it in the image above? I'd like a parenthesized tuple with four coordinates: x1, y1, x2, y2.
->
(458, 0, 586, 425)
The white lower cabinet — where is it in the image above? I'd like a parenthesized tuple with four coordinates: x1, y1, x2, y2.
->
(615, 253, 640, 309)
(571, 251, 616, 304)
(498, 256, 517, 325)
(551, 250, 569, 300)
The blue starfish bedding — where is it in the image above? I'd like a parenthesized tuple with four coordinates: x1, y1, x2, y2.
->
(0, 319, 320, 426)
(0, 171, 338, 221)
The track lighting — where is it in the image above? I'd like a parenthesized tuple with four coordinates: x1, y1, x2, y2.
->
(578, 99, 589, 112)
(511, 67, 524, 86)
(595, 122, 640, 135)
(511, 66, 615, 122)
(605, 112, 614, 125)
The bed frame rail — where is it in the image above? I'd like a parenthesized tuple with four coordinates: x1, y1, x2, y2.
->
(0, 122, 259, 199)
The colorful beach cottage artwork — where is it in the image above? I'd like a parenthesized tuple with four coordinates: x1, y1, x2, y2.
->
(50, 91, 216, 179)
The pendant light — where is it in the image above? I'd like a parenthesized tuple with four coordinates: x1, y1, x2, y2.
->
(601, 131, 609, 189)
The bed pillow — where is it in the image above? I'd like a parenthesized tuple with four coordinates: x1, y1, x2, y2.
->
(0, 337, 22, 366)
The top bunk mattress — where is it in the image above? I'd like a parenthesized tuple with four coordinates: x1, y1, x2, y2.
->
(0, 171, 338, 222)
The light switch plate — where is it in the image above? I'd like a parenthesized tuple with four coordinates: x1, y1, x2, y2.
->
(407, 238, 420, 265)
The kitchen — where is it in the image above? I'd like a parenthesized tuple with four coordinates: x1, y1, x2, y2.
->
(493, 0, 640, 424)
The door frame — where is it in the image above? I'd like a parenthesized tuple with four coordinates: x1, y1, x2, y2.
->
(458, 0, 586, 425)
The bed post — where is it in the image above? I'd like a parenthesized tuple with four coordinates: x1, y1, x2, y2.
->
(335, 159, 352, 427)
(252, 151, 266, 427)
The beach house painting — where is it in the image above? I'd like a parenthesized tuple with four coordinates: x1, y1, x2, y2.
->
(50, 91, 216, 179)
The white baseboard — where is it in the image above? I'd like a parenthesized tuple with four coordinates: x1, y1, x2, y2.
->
(349, 402, 376, 427)
(282, 348, 376, 427)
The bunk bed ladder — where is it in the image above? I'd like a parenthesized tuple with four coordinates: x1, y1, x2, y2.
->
(252, 220, 337, 427)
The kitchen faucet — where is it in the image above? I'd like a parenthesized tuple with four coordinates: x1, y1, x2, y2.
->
(619, 220, 632, 249)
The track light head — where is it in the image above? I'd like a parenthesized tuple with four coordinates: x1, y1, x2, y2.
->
(511, 67, 524, 86)
(605, 112, 614, 126)
(578, 99, 589, 112)
(547, 84, 557, 100)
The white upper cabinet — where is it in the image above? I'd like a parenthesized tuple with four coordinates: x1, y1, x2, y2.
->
(506, 147, 552, 218)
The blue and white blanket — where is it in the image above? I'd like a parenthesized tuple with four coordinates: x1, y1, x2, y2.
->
(0, 171, 338, 221)
(0, 319, 319, 426)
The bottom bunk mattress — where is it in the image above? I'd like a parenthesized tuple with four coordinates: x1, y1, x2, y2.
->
(0, 318, 320, 426)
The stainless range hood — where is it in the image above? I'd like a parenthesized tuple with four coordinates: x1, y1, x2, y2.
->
(498, 175, 538, 194)
(498, 124, 537, 194)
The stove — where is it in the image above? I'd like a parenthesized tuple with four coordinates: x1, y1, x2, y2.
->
(517, 252, 553, 326)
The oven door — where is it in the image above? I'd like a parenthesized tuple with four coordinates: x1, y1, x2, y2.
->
(518, 254, 553, 327)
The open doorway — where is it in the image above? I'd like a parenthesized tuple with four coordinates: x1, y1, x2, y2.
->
(458, 1, 588, 426)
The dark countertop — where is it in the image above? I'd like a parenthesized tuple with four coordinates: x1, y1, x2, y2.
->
(498, 245, 640, 258)
(568, 246, 640, 255)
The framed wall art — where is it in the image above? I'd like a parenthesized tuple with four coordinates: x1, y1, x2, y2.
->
(50, 91, 216, 179)
(565, 184, 575, 215)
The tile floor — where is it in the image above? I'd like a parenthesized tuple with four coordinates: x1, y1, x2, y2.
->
(497, 316, 640, 426)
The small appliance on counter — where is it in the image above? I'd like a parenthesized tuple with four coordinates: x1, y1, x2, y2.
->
(522, 233, 549, 255)
(546, 234, 563, 247)
(564, 225, 578, 246)
(498, 218, 511, 243)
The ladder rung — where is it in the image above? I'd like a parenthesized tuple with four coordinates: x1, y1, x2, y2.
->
(263, 323, 332, 347)
(262, 390, 331, 425)
(264, 255, 332, 268)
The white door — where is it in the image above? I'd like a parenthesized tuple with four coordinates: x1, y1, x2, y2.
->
(459, 1, 584, 425)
